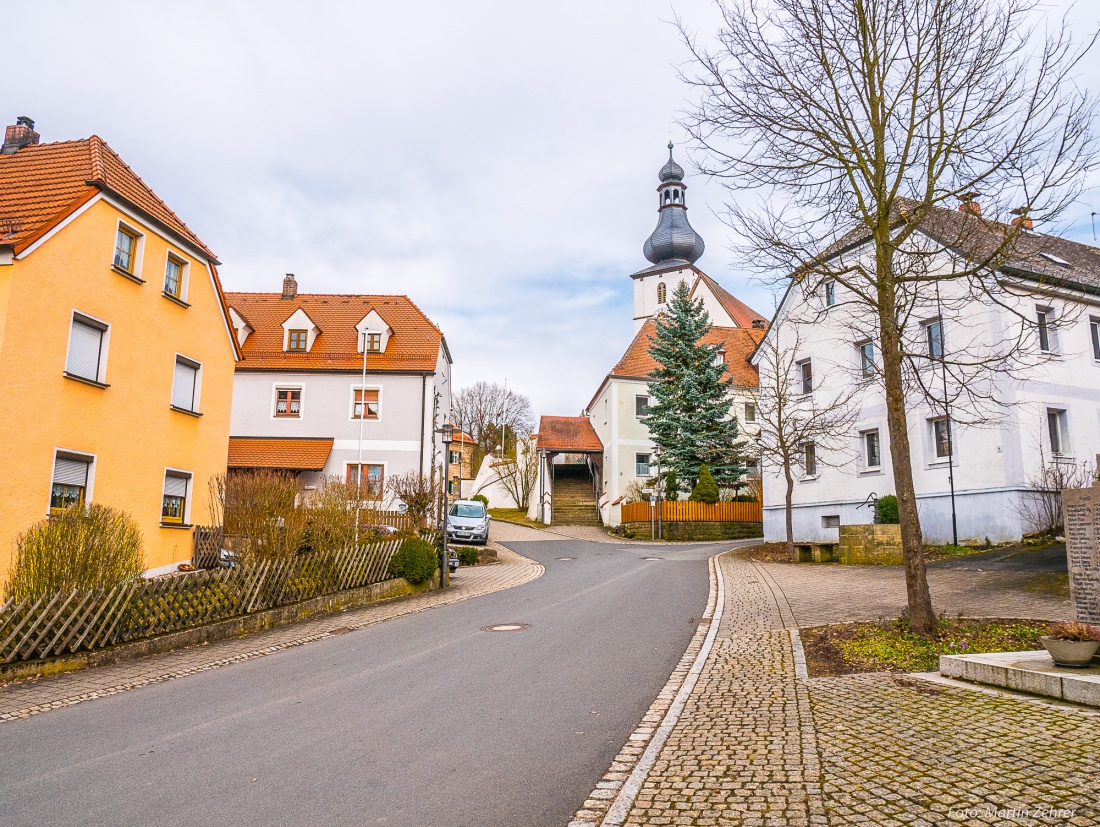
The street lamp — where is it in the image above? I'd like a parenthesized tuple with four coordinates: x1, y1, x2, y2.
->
(653, 445, 663, 541)
(439, 422, 453, 588)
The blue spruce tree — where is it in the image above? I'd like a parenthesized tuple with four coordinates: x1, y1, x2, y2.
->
(645, 281, 746, 490)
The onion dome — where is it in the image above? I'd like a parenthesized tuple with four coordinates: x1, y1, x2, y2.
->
(643, 143, 705, 265)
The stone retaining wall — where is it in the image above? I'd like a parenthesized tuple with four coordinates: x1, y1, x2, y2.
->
(837, 524, 903, 565)
(624, 521, 764, 541)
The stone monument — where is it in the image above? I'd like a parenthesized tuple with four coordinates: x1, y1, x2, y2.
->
(1063, 486, 1100, 624)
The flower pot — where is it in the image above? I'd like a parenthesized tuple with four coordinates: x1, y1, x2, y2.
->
(1040, 636, 1100, 668)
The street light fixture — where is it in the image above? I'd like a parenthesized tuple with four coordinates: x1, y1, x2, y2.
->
(653, 444, 663, 541)
(439, 422, 453, 588)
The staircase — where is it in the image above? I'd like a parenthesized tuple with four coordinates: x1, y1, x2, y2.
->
(551, 464, 601, 526)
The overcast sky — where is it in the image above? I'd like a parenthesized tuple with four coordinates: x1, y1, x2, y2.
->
(4, 1, 1098, 420)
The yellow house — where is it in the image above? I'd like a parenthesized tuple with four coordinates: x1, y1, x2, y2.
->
(0, 117, 240, 583)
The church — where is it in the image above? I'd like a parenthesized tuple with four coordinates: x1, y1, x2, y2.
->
(530, 145, 768, 527)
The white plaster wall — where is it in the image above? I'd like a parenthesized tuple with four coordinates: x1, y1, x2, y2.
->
(633, 268, 693, 331)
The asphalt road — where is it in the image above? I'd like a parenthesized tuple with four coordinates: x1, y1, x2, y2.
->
(0, 537, 735, 827)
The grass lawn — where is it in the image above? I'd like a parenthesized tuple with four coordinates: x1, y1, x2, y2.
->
(801, 617, 1051, 676)
(489, 508, 547, 529)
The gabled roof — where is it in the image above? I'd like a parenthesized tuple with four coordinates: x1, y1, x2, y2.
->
(0, 137, 214, 258)
(226, 292, 445, 372)
(609, 317, 764, 387)
(694, 273, 767, 329)
(536, 416, 603, 453)
(227, 437, 334, 471)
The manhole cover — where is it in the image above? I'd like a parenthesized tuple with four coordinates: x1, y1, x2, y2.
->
(556, 556, 577, 560)
(483, 623, 531, 632)
(642, 556, 663, 561)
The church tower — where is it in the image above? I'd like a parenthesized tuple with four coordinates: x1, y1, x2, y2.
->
(632, 143, 707, 331)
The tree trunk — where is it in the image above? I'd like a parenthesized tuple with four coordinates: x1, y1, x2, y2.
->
(876, 248, 936, 635)
(783, 458, 795, 562)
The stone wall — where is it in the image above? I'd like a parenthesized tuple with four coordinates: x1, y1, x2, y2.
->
(837, 524, 904, 565)
(624, 522, 763, 541)
(1063, 487, 1100, 623)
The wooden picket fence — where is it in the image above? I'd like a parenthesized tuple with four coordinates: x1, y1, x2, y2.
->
(621, 500, 762, 524)
(0, 538, 404, 664)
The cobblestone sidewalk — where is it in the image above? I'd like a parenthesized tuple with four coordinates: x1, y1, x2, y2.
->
(575, 553, 1098, 827)
(0, 547, 542, 724)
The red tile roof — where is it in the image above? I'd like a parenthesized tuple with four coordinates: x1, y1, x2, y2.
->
(0, 137, 214, 258)
(536, 416, 603, 453)
(226, 293, 444, 372)
(609, 317, 764, 387)
(227, 437, 334, 471)
(696, 274, 768, 329)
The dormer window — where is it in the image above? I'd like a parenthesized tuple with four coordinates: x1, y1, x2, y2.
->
(714, 349, 726, 366)
(366, 332, 382, 352)
(288, 330, 308, 351)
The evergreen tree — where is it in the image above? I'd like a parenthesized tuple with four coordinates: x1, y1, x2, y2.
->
(645, 281, 746, 488)
(689, 464, 720, 503)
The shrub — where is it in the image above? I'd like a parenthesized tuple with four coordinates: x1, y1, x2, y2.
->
(876, 495, 899, 524)
(210, 471, 306, 560)
(388, 537, 438, 585)
(456, 546, 480, 566)
(7, 504, 144, 601)
(1048, 621, 1100, 642)
(470, 494, 489, 506)
(689, 464, 720, 504)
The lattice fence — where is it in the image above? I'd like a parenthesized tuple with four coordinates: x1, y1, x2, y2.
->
(620, 500, 763, 524)
(0, 539, 402, 664)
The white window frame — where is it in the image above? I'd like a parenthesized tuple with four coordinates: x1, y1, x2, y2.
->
(929, 417, 953, 463)
(272, 383, 305, 419)
(924, 318, 945, 360)
(171, 354, 203, 414)
(1046, 407, 1071, 456)
(112, 219, 145, 280)
(824, 280, 836, 307)
(65, 311, 111, 386)
(161, 469, 193, 526)
(800, 442, 817, 479)
(861, 429, 882, 471)
(856, 340, 875, 379)
(1089, 317, 1100, 362)
(349, 384, 382, 421)
(744, 402, 756, 423)
(1036, 305, 1058, 354)
(49, 448, 96, 515)
(635, 453, 651, 477)
(635, 394, 650, 418)
(797, 359, 813, 395)
(162, 250, 190, 303)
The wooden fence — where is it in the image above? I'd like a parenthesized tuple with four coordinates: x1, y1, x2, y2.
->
(0, 539, 403, 664)
(620, 500, 762, 524)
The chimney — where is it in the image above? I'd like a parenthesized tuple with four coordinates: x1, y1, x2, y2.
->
(1010, 206, 1033, 231)
(958, 191, 981, 216)
(2, 116, 40, 155)
(282, 273, 297, 300)
(751, 318, 766, 329)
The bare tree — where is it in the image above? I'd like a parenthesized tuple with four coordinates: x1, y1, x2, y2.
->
(1020, 439, 1096, 536)
(755, 332, 859, 561)
(680, 0, 1097, 632)
(452, 381, 535, 468)
(386, 469, 441, 528)
(492, 438, 539, 509)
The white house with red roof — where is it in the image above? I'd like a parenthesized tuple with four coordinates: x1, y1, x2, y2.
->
(225, 275, 452, 506)
(531, 146, 768, 526)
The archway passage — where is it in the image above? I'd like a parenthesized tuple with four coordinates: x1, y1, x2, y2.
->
(534, 416, 603, 526)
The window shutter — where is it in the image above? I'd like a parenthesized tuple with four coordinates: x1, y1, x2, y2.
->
(163, 475, 188, 497)
(172, 361, 197, 409)
(67, 321, 102, 380)
(53, 457, 89, 486)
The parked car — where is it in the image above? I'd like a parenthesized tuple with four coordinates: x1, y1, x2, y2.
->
(446, 500, 491, 545)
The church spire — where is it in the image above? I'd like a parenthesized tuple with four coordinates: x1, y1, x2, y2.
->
(642, 143, 705, 266)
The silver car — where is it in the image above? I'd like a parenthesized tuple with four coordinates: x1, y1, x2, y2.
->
(446, 500, 490, 545)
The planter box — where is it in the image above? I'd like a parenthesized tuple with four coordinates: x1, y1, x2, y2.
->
(838, 524, 903, 565)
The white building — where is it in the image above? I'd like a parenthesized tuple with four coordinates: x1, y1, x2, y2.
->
(752, 201, 1100, 544)
(225, 276, 452, 506)
(533, 146, 767, 526)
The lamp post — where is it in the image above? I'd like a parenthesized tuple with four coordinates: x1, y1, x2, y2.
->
(439, 422, 453, 588)
(653, 445, 663, 541)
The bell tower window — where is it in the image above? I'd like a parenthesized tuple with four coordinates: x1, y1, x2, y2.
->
(657, 282, 667, 304)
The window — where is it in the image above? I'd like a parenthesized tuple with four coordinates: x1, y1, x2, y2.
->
(932, 418, 952, 459)
(352, 388, 379, 419)
(863, 430, 881, 469)
(857, 341, 875, 378)
(635, 395, 650, 418)
(925, 319, 944, 359)
(802, 443, 817, 477)
(347, 464, 384, 499)
(745, 402, 756, 423)
(1037, 308, 1055, 353)
(450, 502, 486, 518)
(798, 359, 813, 394)
(714, 349, 726, 367)
(824, 280, 836, 307)
(1039, 251, 1071, 267)
(657, 282, 667, 304)
(636, 453, 651, 477)
(50, 454, 91, 513)
(113, 226, 138, 273)
(66, 314, 108, 383)
(161, 473, 190, 525)
(287, 329, 308, 352)
(366, 332, 382, 352)
(1090, 318, 1100, 361)
(163, 255, 184, 299)
(275, 388, 301, 417)
(448, 450, 461, 465)
(171, 356, 200, 412)
(822, 515, 840, 528)
(1047, 409, 1069, 455)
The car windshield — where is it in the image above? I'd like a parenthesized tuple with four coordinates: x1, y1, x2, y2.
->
(449, 503, 485, 518)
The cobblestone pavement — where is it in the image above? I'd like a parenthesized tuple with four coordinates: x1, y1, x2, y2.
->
(576, 553, 1097, 827)
(0, 546, 542, 724)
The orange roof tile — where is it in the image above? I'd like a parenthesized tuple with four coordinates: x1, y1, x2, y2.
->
(696, 274, 768, 329)
(609, 317, 764, 387)
(0, 137, 214, 258)
(227, 437, 334, 470)
(537, 416, 603, 453)
(226, 292, 444, 372)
